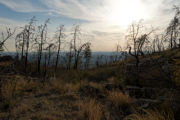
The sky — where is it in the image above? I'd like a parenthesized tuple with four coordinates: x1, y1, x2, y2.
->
(0, 0, 180, 52)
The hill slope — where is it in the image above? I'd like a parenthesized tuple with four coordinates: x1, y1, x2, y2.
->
(0, 49, 180, 120)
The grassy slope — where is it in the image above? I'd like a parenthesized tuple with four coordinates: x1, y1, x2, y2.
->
(0, 48, 180, 120)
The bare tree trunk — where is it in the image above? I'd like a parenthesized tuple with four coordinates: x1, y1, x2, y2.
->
(37, 19, 49, 74)
(43, 53, 47, 82)
(55, 38, 61, 72)
(25, 30, 30, 73)
(21, 32, 25, 61)
(67, 43, 73, 70)
(170, 27, 174, 49)
(74, 51, 80, 69)
(47, 50, 51, 67)
(37, 32, 43, 73)
(72, 26, 79, 69)
(55, 26, 64, 72)
(135, 55, 140, 86)
(24, 17, 35, 73)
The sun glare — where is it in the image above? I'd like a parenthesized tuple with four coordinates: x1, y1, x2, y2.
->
(106, 0, 148, 27)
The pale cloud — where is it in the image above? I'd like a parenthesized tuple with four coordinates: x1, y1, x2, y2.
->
(0, 0, 45, 12)
(39, 0, 180, 38)
(40, 0, 106, 22)
(1, 0, 179, 26)
(0, 18, 25, 26)
(0, 0, 180, 51)
(40, 0, 179, 23)
(1, 0, 179, 28)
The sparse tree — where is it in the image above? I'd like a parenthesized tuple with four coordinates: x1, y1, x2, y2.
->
(15, 28, 27, 61)
(43, 43, 56, 79)
(24, 17, 36, 73)
(0, 27, 15, 52)
(71, 25, 91, 69)
(15, 17, 36, 72)
(166, 6, 180, 49)
(83, 43, 91, 69)
(153, 35, 165, 53)
(74, 42, 91, 69)
(126, 21, 153, 86)
(55, 25, 65, 72)
(36, 19, 50, 73)
(95, 55, 103, 68)
(72, 25, 80, 69)
(65, 42, 73, 70)
(114, 43, 122, 62)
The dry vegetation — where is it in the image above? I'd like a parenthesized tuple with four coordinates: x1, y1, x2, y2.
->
(0, 72, 177, 120)
(0, 73, 133, 120)
(1, 25, 180, 119)
(0, 48, 180, 120)
(107, 90, 133, 107)
(124, 109, 174, 120)
(77, 99, 102, 120)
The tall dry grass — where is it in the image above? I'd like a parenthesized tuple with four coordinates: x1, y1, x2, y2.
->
(1, 79, 17, 107)
(1, 75, 40, 109)
(78, 99, 102, 120)
(107, 90, 133, 106)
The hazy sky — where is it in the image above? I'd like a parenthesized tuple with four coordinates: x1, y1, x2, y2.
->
(0, 0, 179, 51)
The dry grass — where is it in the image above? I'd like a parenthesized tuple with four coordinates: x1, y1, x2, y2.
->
(88, 81, 103, 90)
(124, 109, 174, 120)
(66, 81, 87, 93)
(11, 102, 33, 119)
(47, 79, 67, 94)
(1, 79, 17, 106)
(107, 91, 133, 106)
(78, 99, 102, 120)
(0, 72, 176, 120)
(66, 83, 80, 93)
(2, 75, 39, 94)
(1, 75, 42, 115)
(31, 112, 58, 120)
(51, 80, 103, 94)
(0, 61, 13, 66)
(0, 112, 9, 119)
(16, 78, 40, 94)
(107, 77, 116, 83)
(48, 80, 87, 94)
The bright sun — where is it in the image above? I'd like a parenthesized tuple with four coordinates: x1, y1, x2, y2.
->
(106, 0, 148, 27)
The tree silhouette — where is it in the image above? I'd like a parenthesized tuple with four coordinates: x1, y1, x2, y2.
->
(0, 27, 15, 52)
(55, 25, 65, 72)
(126, 21, 154, 86)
